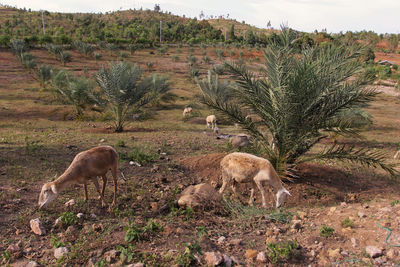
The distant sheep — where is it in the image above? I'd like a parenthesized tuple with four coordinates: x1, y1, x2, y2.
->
(206, 115, 217, 129)
(183, 107, 192, 116)
(220, 152, 291, 208)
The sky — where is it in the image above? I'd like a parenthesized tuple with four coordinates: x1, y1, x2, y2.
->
(1, 0, 399, 34)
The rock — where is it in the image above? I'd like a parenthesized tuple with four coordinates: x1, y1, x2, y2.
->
(351, 238, 358, 248)
(229, 134, 249, 148)
(90, 213, 97, 219)
(129, 161, 141, 167)
(151, 165, 159, 173)
(266, 236, 277, 244)
(204, 252, 223, 266)
(7, 242, 21, 253)
(358, 211, 366, 218)
(291, 220, 302, 230)
(54, 247, 69, 259)
(87, 257, 97, 266)
(365, 246, 383, 258)
(126, 263, 144, 267)
(65, 226, 77, 235)
(64, 199, 76, 207)
(329, 207, 337, 213)
(178, 183, 222, 211)
(92, 223, 104, 232)
(310, 250, 316, 257)
(99, 139, 106, 143)
(327, 248, 341, 259)
(150, 202, 159, 211)
(230, 239, 242, 246)
(387, 248, 398, 259)
(245, 249, 258, 260)
(256, 230, 263, 236)
(30, 218, 46, 235)
(217, 236, 226, 244)
(222, 254, 232, 267)
(341, 250, 349, 257)
(394, 150, 400, 160)
(340, 202, 347, 207)
(104, 249, 119, 263)
(25, 261, 40, 267)
(256, 251, 267, 263)
(297, 211, 307, 219)
(77, 213, 84, 219)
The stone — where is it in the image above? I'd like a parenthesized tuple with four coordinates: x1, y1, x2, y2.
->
(222, 254, 232, 267)
(351, 238, 358, 248)
(127, 263, 145, 267)
(394, 150, 400, 160)
(54, 247, 69, 259)
(77, 213, 84, 219)
(358, 211, 367, 218)
(204, 252, 223, 266)
(297, 211, 307, 219)
(178, 183, 222, 211)
(256, 251, 267, 263)
(87, 257, 97, 266)
(64, 199, 76, 207)
(217, 236, 226, 244)
(54, 217, 62, 226)
(7, 243, 21, 253)
(365, 246, 383, 258)
(30, 218, 46, 235)
(90, 213, 97, 219)
(245, 249, 258, 260)
(291, 220, 302, 230)
(25, 261, 40, 267)
(256, 230, 263, 236)
(329, 207, 337, 213)
(386, 248, 398, 259)
(340, 202, 347, 207)
(229, 134, 249, 148)
(104, 249, 119, 263)
(230, 238, 242, 246)
(99, 139, 106, 143)
(327, 248, 341, 259)
(150, 202, 159, 211)
(92, 223, 104, 232)
(65, 226, 77, 235)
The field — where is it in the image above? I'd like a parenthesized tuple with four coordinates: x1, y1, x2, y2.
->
(1, 41, 400, 267)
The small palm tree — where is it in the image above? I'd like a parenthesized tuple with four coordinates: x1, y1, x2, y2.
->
(95, 61, 171, 132)
(51, 71, 97, 117)
(198, 28, 396, 176)
(37, 64, 52, 89)
(59, 51, 71, 66)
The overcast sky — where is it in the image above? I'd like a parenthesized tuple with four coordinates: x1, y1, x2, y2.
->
(1, 0, 399, 34)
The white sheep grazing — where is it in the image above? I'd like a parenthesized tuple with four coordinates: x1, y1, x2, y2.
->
(219, 152, 291, 208)
(229, 134, 249, 149)
(206, 115, 217, 129)
(183, 107, 192, 116)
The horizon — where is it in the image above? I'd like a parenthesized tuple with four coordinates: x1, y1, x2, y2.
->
(1, 0, 399, 34)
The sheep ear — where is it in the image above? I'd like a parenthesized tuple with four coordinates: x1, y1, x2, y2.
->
(51, 184, 58, 194)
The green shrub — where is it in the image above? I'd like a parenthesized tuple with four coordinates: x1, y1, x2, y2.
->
(341, 217, 354, 228)
(119, 147, 157, 165)
(266, 240, 300, 264)
(60, 212, 78, 227)
(320, 225, 335, 237)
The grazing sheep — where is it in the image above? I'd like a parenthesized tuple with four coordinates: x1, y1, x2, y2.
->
(220, 152, 291, 208)
(38, 146, 118, 210)
(183, 107, 193, 116)
(206, 115, 217, 129)
(229, 134, 249, 149)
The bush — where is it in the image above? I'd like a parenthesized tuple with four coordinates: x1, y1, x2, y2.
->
(60, 212, 78, 227)
(320, 225, 335, 237)
(266, 240, 300, 264)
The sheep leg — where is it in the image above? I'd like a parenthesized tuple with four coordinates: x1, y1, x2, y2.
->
(92, 178, 107, 207)
(219, 169, 229, 194)
(254, 177, 267, 208)
(110, 165, 118, 207)
(83, 183, 89, 201)
(248, 181, 257, 206)
(101, 175, 107, 197)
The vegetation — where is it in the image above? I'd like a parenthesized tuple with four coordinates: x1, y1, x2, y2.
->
(320, 225, 335, 237)
(266, 240, 300, 264)
(198, 28, 396, 176)
(95, 61, 171, 132)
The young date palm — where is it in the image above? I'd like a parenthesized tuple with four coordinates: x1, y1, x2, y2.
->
(198, 28, 396, 176)
(95, 61, 171, 132)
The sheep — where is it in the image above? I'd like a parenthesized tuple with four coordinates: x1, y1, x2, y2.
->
(206, 115, 217, 129)
(229, 134, 249, 149)
(183, 107, 193, 116)
(219, 152, 291, 208)
(38, 146, 118, 209)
